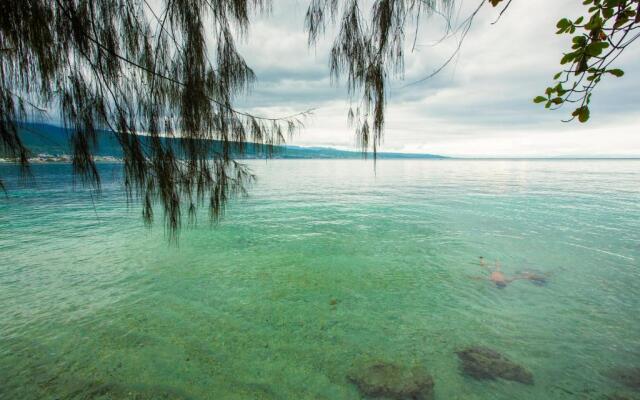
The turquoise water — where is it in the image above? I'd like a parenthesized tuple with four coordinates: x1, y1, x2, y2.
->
(1, 160, 639, 399)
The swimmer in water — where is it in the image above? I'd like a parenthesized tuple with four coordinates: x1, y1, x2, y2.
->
(475, 257, 548, 288)
(489, 261, 510, 288)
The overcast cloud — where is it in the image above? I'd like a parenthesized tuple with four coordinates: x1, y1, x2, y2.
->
(233, 0, 640, 157)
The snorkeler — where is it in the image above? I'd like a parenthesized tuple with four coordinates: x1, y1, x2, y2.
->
(489, 261, 510, 288)
(474, 257, 548, 288)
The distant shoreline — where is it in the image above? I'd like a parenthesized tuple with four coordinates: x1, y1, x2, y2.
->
(0, 155, 121, 164)
(13, 123, 640, 161)
(1, 156, 639, 164)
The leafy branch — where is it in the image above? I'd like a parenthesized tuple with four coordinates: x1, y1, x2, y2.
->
(532, 0, 639, 122)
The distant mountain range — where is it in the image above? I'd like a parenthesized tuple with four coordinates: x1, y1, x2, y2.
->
(12, 123, 447, 160)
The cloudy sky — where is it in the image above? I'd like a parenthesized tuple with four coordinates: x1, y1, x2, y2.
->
(233, 0, 640, 157)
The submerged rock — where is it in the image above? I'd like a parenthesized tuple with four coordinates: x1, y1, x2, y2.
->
(608, 367, 640, 391)
(456, 346, 533, 385)
(347, 361, 434, 399)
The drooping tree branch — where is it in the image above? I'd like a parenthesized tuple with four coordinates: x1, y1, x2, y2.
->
(2, 0, 638, 240)
(0, 0, 311, 240)
(305, 0, 457, 157)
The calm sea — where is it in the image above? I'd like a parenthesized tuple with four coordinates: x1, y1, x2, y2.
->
(1, 160, 639, 399)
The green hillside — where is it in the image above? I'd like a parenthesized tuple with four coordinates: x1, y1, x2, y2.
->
(13, 123, 447, 160)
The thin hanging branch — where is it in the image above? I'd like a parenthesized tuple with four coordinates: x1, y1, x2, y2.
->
(0, 0, 311, 240)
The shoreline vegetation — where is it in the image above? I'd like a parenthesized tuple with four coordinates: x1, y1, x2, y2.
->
(5, 124, 640, 163)
(8, 123, 448, 161)
(2, 154, 638, 164)
(0, 154, 121, 164)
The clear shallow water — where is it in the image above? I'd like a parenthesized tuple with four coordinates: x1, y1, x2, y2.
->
(0, 160, 639, 400)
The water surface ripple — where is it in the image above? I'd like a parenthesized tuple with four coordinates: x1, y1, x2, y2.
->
(1, 160, 639, 399)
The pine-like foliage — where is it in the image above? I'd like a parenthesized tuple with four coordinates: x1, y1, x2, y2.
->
(305, 0, 454, 155)
(0, 0, 309, 239)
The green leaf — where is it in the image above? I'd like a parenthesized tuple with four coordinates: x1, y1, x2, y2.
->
(533, 96, 547, 103)
(614, 15, 630, 29)
(561, 52, 576, 65)
(578, 107, 590, 123)
(604, 0, 625, 8)
(585, 41, 608, 56)
(556, 18, 571, 29)
(572, 36, 587, 48)
(603, 7, 614, 19)
(608, 69, 624, 77)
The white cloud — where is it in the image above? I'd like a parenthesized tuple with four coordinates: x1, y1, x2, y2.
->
(235, 0, 640, 157)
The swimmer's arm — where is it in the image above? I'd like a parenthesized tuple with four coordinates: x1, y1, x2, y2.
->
(514, 272, 548, 281)
(506, 274, 530, 282)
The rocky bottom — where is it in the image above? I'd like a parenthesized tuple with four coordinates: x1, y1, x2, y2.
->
(347, 361, 435, 400)
(456, 346, 534, 385)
